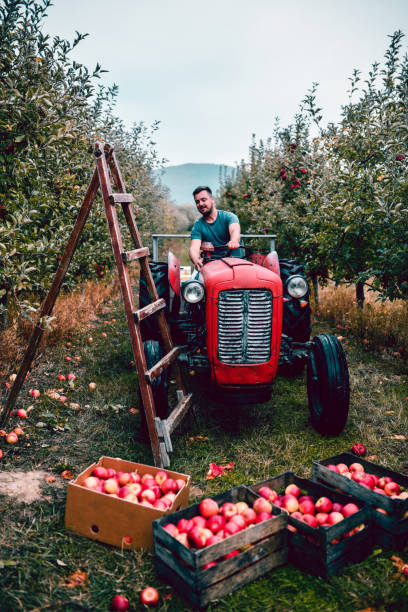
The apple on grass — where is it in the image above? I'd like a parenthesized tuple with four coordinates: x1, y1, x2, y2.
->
(6, 432, 18, 444)
(140, 586, 159, 606)
(110, 594, 129, 611)
(16, 408, 27, 419)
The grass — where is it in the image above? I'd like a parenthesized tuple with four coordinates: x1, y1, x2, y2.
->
(0, 291, 408, 611)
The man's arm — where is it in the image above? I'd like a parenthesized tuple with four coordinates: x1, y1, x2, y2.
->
(226, 222, 241, 250)
(190, 238, 203, 271)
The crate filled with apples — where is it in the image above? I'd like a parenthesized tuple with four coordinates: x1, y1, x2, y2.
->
(312, 452, 408, 550)
(251, 472, 372, 578)
(153, 485, 288, 608)
(65, 456, 191, 551)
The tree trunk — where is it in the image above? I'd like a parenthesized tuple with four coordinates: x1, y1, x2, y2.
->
(356, 281, 365, 309)
(311, 274, 320, 307)
(0, 293, 8, 330)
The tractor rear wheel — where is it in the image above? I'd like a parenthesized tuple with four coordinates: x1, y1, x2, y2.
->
(307, 333, 349, 435)
(139, 261, 170, 342)
(138, 340, 169, 441)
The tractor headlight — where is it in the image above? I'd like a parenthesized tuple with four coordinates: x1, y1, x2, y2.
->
(286, 275, 308, 299)
(182, 280, 205, 304)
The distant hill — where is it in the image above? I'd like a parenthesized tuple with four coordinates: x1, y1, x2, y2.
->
(157, 163, 235, 206)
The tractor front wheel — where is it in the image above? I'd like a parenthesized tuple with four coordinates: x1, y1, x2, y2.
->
(138, 340, 169, 441)
(307, 334, 349, 435)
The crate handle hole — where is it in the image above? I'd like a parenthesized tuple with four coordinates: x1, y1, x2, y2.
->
(91, 524, 99, 533)
(175, 505, 181, 511)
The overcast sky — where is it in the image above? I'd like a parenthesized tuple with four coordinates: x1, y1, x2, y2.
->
(44, 0, 408, 167)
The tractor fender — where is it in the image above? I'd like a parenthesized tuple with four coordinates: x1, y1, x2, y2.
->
(168, 251, 180, 296)
(263, 250, 280, 276)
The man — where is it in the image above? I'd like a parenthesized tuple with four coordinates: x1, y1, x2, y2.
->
(189, 186, 241, 271)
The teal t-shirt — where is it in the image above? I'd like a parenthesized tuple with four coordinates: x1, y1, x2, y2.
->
(190, 210, 242, 256)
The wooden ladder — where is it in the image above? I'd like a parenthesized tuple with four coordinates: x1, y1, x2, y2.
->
(0, 143, 193, 467)
(95, 143, 193, 467)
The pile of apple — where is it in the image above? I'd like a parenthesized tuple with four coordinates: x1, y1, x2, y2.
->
(81, 467, 185, 510)
(163, 496, 276, 561)
(257, 483, 363, 537)
(326, 461, 408, 500)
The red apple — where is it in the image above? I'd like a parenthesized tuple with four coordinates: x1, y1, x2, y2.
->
(285, 484, 301, 498)
(235, 501, 249, 514)
(104, 478, 119, 495)
(29, 389, 40, 398)
(6, 432, 18, 444)
(299, 495, 314, 503)
(223, 550, 239, 559)
(177, 518, 193, 534)
(221, 502, 238, 519)
(253, 498, 272, 515)
(336, 463, 349, 474)
(255, 511, 272, 523)
(205, 534, 222, 547)
(191, 515, 207, 529)
(342, 503, 359, 517)
(118, 473, 131, 486)
(128, 483, 142, 497)
(93, 466, 108, 479)
(384, 481, 401, 496)
(281, 495, 299, 513)
(327, 512, 344, 525)
(327, 464, 339, 473)
(142, 478, 156, 490)
(176, 533, 190, 547)
(202, 560, 217, 569)
(258, 486, 278, 501)
(67, 373, 77, 381)
(315, 512, 329, 525)
(362, 474, 376, 489)
(163, 523, 179, 537)
(82, 476, 100, 490)
(175, 478, 185, 491)
(349, 462, 364, 473)
(373, 487, 386, 495)
(153, 499, 167, 510)
(140, 586, 159, 606)
(141, 489, 156, 504)
(106, 468, 116, 478)
(378, 476, 392, 489)
(129, 471, 140, 483)
(315, 497, 333, 514)
(303, 514, 318, 528)
(224, 521, 242, 536)
(57, 374, 66, 381)
(291, 511, 304, 522)
(351, 471, 365, 483)
(188, 526, 208, 548)
(154, 470, 168, 485)
(199, 498, 219, 518)
(229, 514, 247, 530)
(241, 507, 257, 525)
(161, 478, 177, 495)
(110, 594, 129, 611)
(332, 503, 343, 514)
(351, 443, 366, 456)
(207, 514, 226, 534)
(89, 382, 96, 390)
(299, 499, 315, 515)
(16, 408, 28, 419)
(118, 486, 132, 499)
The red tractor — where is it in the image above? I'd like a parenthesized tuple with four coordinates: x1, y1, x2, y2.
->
(139, 242, 349, 437)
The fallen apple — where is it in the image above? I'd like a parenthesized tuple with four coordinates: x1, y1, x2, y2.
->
(16, 408, 27, 419)
(352, 443, 366, 457)
(140, 586, 159, 606)
(89, 382, 97, 390)
(110, 594, 129, 611)
(6, 432, 18, 444)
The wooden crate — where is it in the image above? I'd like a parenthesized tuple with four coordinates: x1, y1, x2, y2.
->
(312, 452, 408, 550)
(153, 485, 288, 608)
(251, 472, 372, 578)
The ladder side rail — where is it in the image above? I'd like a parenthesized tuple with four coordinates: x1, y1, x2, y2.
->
(0, 167, 101, 428)
(95, 143, 162, 466)
(108, 149, 186, 393)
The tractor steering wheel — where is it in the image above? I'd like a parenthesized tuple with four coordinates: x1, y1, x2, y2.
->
(201, 244, 253, 264)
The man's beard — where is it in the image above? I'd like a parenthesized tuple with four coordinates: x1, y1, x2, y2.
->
(201, 205, 213, 218)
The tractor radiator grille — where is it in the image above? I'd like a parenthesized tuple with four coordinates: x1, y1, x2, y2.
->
(217, 289, 272, 364)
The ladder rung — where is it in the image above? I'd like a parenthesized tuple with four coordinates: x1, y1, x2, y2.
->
(134, 298, 166, 323)
(121, 247, 149, 262)
(145, 347, 181, 383)
(166, 392, 194, 434)
(109, 193, 134, 204)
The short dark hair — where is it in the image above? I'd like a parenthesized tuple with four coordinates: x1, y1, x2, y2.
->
(193, 186, 212, 198)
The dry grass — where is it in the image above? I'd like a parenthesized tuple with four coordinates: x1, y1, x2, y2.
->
(316, 283, 408, 355)
(0, 278, 119, 375)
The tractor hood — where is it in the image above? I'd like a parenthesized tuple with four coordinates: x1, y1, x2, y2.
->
(201, 258, 282, 297)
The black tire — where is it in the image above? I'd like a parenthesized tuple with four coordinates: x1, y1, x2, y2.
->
(279, 259, 311, 343)
(307, 333, 349, 435)
(138, 340, 169, 441)
(139, 261, 170, 342)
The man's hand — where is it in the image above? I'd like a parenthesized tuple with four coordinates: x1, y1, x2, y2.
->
(226, 239, 240, 250)
(193, 256, 204, 271)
